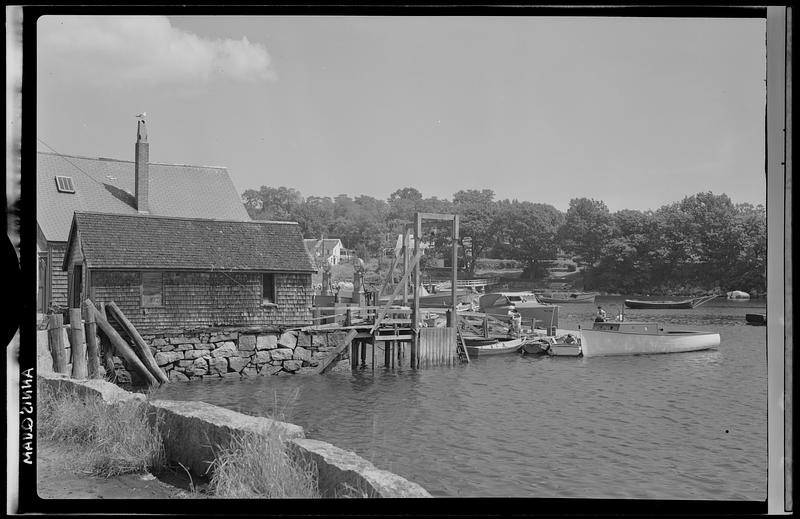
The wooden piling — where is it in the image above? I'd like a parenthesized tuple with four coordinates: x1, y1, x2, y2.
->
(360, 339, 367, 366)
(86, 303, 159, 386)
(47, 314, 69, 374)
(83, 301, 101, 379)
(98, 303, 116, 380)
(106, 301, 170, 384)
(69, 308, 88, 379)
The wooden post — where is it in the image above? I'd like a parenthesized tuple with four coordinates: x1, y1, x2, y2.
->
(452, 214, 459, 331)
(385, 340, 391, 367)
(484, 314, 489, 338)
(87, 303, 159, 386)
(83, 301, 101, 379)
(403, 227, 410, 305)
(360, 340, 367, 366)
(99, 303, 116, 380)
(412, 213, 421, 368)
(47, 314, 68, 374)
(346, 308, 353, 327)
(372, 338, 375, 371)
(69, 308, 88, 379)
(106, 301, 170, 384)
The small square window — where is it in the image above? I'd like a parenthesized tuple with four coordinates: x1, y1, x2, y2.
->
(55, 176, 75, 193)
(141, 271, 163, 307)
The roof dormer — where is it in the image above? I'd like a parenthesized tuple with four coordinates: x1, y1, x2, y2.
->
(55, 175, 75, 193)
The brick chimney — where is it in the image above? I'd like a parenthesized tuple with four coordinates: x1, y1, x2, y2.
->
(135, 119, 150, 213)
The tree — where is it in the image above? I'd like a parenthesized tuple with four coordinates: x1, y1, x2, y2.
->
(242, 186, 303, 221)
(559, 198, 615, 267)
(452, 189, 498, 277)
(495, 201, 564, 280)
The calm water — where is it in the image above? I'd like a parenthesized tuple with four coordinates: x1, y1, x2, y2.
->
(153, 296, 768, 499)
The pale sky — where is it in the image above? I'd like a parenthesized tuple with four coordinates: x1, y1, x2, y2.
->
(36, 15, 767, 212)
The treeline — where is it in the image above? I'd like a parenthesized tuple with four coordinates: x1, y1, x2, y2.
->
(242, 186, 766, 295)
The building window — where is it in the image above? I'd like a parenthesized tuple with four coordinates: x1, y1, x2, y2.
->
(141, 271, 163, 307)
(262, 274, 276, 305)
(55, 176, 75, 193)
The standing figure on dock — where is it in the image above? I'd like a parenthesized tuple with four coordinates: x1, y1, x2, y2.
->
(595, 306, 607, 322)
(509, 309, 522, 337)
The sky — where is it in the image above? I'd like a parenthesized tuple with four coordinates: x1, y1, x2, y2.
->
(36, 15, 767, 212)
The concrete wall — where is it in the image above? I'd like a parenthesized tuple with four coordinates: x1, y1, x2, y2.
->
(37, 372, 430, 498)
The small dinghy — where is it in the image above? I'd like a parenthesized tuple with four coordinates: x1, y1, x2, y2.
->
(465, 337, 527, 357)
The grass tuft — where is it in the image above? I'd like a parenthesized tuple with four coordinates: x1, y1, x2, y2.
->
(208, 429, 319, 498)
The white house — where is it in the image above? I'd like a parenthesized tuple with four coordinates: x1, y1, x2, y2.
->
(304, 238, 347, 265)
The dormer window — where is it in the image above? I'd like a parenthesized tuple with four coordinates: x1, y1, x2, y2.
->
(55, 176, 75, 193)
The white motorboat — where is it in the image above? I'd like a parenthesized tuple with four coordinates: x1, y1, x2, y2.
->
(579, 321, 720, 357)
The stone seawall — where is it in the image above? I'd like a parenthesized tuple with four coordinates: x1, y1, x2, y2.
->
(37, 372, 430, 498)
(36, 325, 352, 384)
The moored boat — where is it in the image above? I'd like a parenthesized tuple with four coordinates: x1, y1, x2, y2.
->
(579, 321, 720, 357)
(727, 290, 751, 300)
(623, 295, 718, 310)
(538, 292, 598, 304)
(745, 313, 767, 326)
(465, 337, 527, 357)
(478, 292, 559, 330)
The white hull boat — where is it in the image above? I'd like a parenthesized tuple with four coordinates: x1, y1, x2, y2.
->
(580, 321, 720, 357)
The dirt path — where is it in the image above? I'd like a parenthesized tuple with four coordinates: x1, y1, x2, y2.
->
(37, 441, 193, 500)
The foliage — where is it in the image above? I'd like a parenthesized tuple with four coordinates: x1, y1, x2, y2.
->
(243, 184, 766, 295)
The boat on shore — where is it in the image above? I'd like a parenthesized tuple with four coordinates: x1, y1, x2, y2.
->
(745, 313, 767, 326)
(623, 294, 718, 310)
(727, 290, 751, 300)
(464, 336, 527, 357)
(579, 321, 720, 357)
(538, 292, 598, 304)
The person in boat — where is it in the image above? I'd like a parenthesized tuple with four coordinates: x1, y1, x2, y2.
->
(595, 306, 607, 322)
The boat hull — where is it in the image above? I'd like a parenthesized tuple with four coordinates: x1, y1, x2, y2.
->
(548, 344, 582, 356)
(539, 294, 596, 304)
(745, 313, 767, 326)
(580, 328, 720, 357)
(466, 337, 526, 357)
(624, 299, 694, 309)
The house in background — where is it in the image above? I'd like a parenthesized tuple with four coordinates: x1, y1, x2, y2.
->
(303, 238, 349, 266)
(62, 212, 316, 331)
(36, 120, 249, 313)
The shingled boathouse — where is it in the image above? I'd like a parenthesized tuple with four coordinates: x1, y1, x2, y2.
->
(36, 119, 249, 313)
(59, 211, 332, 383)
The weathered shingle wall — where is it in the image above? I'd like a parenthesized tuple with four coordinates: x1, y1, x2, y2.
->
(90, 270, 312, 332)
(49, 243, 68, 309)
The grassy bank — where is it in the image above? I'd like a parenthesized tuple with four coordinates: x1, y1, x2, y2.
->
(37, 384, 166, 478)
(37, 384, 321, 498)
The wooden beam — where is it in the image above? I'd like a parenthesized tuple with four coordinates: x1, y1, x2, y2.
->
(47, 314, 68, 374)
(415, 212, 456, 221)
(85, 300, 159, 386)
(452, 214, 459, 331)
(412, 212, 421, 367)
(315, 329, 358, 374)
(69, 308, 88, 379)
(106, 301, 170, 384)
(83, 300, 101, 379)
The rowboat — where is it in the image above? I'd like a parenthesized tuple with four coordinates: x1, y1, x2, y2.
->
(623, 295, 718, 310)
(745, 313, 767, 326)
(465, 337, 527, 357)
(521, 335, 582, 356)
(538, 292, 598, 304)
(579, 321, 720, 357)
(623, 299, 694, 309)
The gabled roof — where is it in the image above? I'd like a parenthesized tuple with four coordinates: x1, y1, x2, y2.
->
(37, 151, 250, 242)
(64, 212, 316, 272)
(303, 238, 343, 253)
